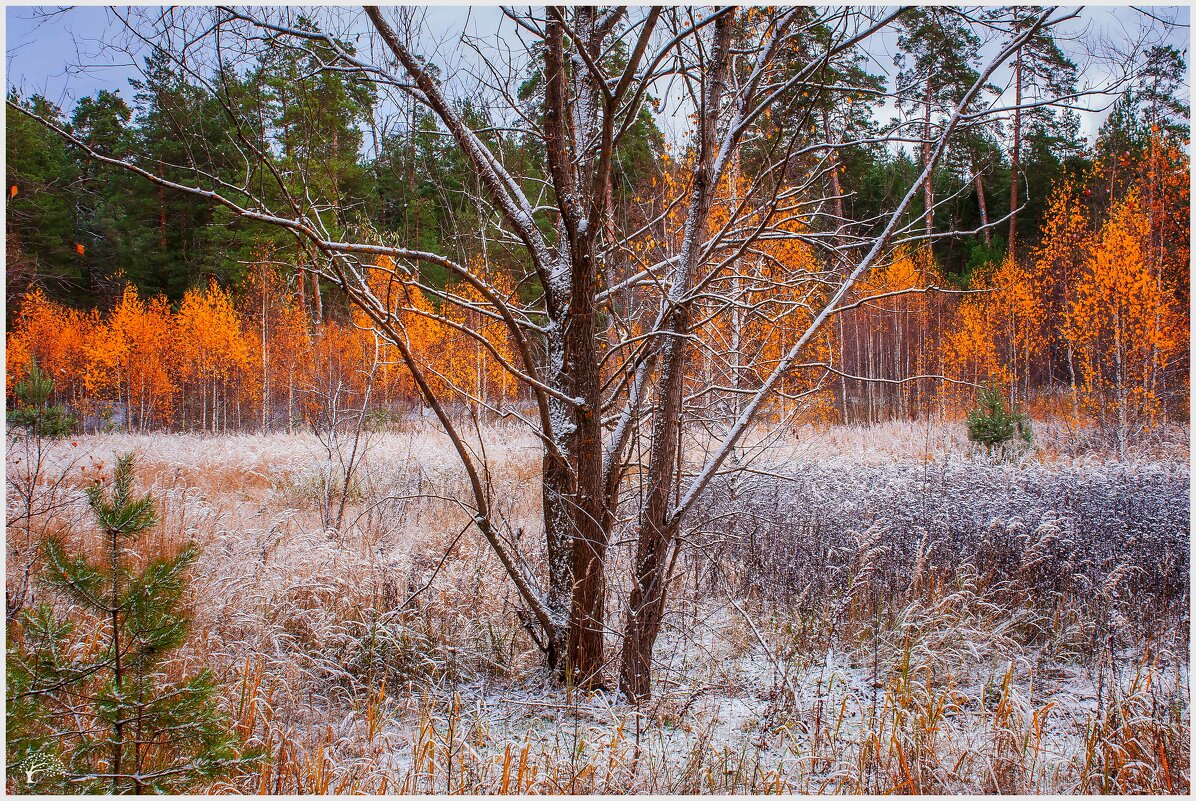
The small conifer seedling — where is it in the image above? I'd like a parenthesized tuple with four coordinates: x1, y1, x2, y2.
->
(966, 387, 1033, 455)
(6, 454, 256, 793)
(6, 358, 75, 438)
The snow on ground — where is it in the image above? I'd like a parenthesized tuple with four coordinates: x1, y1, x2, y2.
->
(9, 419, 1190, 792)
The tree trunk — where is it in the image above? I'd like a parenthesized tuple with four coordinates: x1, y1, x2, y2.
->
(562, 180, 609, 687)
(620, 11, 735, 703)
(261, 267, 270, 433)
(541, 8, 609, 688)
(823, 109, 849, 253)
(297, 268, 306, 319)
(974, 159, 992, 248)
(541, 446, 573, 672)
(311, 273, 323, 323)
(1009, 48, 1022, 261)
(157, 160, 167, 250)
(922, 78, 934, 240)
(826, 104, 855, 418)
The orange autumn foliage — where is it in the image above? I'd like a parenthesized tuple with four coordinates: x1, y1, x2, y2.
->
(301, 318, 379, 430)
(84, 285, 176, 430)
(436, 274, 520, 407)
(841, 247, 945, 421)
(363, 255, 520, 412)
(942, 254, 1041, 410)
(1064, 191, 1186, 440)
(241, 263, 314, 431)
(1028, 179, 1094, 399)
(1138, 133, 1190, 336)
(174, 280, 253, 432)
(6, 289, 97, 414)
(689, 170, 837, 423)
(4, 150, 1188, 437)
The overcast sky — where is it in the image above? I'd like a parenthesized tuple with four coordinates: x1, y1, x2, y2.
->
(5, 6, 503, 105)
(5, 5, 1190, 148)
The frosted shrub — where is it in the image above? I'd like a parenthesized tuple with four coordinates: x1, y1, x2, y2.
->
(696, 459, 1188, 650)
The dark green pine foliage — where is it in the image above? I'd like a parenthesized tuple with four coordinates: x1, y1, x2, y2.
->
(67, 89, 139, 305)
(1097, 45, 1189, 160)
(747, 6, 887, 253)
(966, 386, 1033, 454)
(1135, 45, 1190, 139)
(6, 358, 76, 438)
(6, 455, 255, 794)
(5, 92, 83, 309)
(2, 12, 1171, 316)
(372, 104, 499, 289)
(124, 49, 267, 300)
(894, 8, 983, 269)
(1003, 7, 1084, 260)
(257, 20, 376, 236)
(894, 13, 982, 160)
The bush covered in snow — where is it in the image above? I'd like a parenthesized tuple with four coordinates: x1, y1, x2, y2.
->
(693, 459, 1189, 650)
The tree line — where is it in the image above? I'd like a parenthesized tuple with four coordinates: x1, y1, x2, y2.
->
(7, 10, 1185, 306)
(7, 130, 1188, 441)
(7, 260, 519, 433)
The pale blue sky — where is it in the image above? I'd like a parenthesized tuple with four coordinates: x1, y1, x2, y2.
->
(5, 5, 1190, 147)
(6, 6, 505, 107)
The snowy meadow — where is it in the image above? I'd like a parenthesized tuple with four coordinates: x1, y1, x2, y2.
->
(7, 420, 1188, 793)
(7, 5, 1191, 794)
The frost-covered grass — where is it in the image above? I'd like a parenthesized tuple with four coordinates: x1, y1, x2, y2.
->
(7, 419, 1189, 793)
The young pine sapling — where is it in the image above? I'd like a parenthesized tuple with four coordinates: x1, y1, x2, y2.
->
(7, 358, 76, 438)
(966, 387, 1033, 455)
(6, 455, 256, 793)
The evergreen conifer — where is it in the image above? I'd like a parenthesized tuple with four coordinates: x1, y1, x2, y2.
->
(6, 455, 255, 793)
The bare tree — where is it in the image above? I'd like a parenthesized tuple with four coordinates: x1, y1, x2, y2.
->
(10, 4, 1153, 701)
(304, 328, 384, 531)
(6, 430, 86, 623)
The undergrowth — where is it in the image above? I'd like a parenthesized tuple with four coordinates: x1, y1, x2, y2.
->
(6, 421, 1188, 794)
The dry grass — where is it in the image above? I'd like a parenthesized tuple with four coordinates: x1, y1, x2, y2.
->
(6, 419, 1189, 793)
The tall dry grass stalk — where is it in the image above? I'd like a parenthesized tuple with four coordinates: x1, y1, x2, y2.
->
(7, 420, 1188, 793)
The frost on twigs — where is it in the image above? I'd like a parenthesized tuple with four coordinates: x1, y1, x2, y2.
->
(7, 426, 1188, 793)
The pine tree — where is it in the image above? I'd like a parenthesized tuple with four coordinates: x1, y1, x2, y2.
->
(895, 8, 982, 243)
(6, 455, 255, 793)
(7, 357, 76, 438)
(966, 386, 1033, 454)
(1004, 7, 1080, 261)
(5, 92, 81, 305)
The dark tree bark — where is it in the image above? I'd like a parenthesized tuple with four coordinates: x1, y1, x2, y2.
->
(539, 6, 615, 687)
(620, 11, 737, 703)
(922, 79, 935, 239)
(1009, 46, 1023, 260)
(974, 158, 992, 248)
